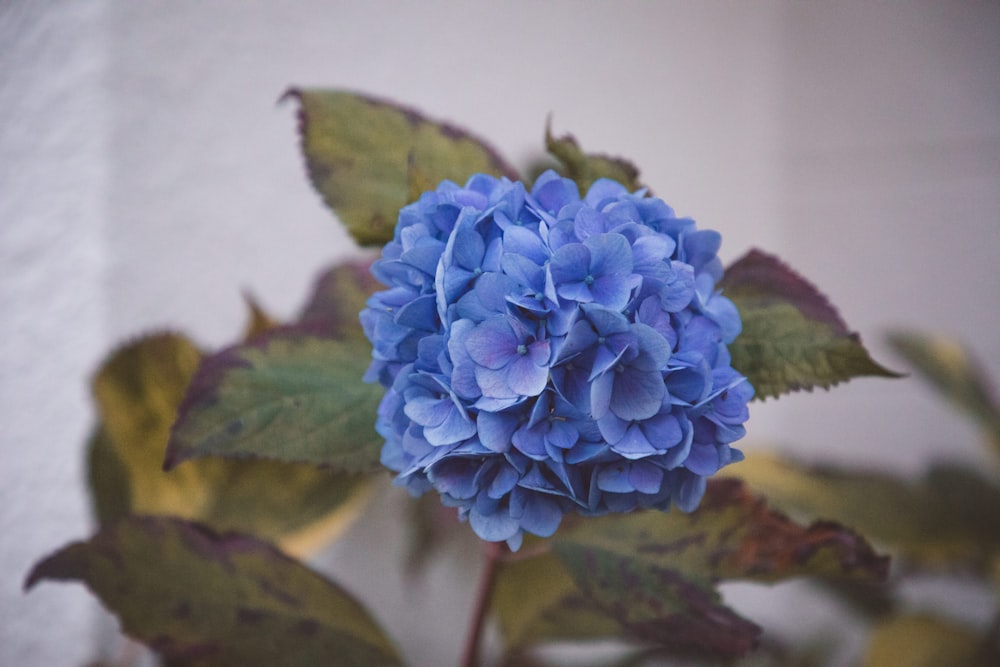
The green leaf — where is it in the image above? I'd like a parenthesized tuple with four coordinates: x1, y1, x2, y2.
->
(287, 88, 519, 246)
(493, 479, 888, 658)
(166, 329, 384, 473)
(887, 332, 1000, 458)
(721, 249, 901, 399)
(25, 517, 401, 667)
(863, 614, 990, 667)
(545, 121, 642, 193)
(91, 332, 372, 556)
(728, 452, 1000, 573)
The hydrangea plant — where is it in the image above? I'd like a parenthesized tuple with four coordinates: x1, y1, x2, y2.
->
(29, 90, 997, 667)
(363, 170, 751, 548)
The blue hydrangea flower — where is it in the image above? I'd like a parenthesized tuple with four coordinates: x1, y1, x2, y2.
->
(361, 170, 751, 549)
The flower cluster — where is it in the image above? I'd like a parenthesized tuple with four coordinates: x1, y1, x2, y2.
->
(361, 171, 751, 549)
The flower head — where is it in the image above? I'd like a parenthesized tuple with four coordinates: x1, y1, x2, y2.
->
(362, 171, 751, 549)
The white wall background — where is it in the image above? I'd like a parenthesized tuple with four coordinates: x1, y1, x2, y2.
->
(2, 1, 998, 665)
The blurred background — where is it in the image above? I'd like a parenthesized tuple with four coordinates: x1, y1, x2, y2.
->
(2, 1, 998, 664)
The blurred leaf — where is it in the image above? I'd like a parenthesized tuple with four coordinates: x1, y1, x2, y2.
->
(165, 329, 384, 473)
(287, 88, 519, 247)
(404, 492, 466, 574)
(297, 260, 380, 343)
(729, 452, 1000, 572)
(26, 517, 401, 667)
(863, 614, 989, 667)
(86, 425, 131, 526)
(888, 332, 1000, 458)
(553, 543, 761, 657)
(494, 553, 619, 650)
(721, 249, 900, 399)
(545, 121, 642, 193)
(494, 478, 888, 658)
(241, 292, 280, 341)
(90, 332, 371, 556)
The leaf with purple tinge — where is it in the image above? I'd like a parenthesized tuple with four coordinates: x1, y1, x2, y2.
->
(545, 120, 642, 194)
(493, 478, 889, 658)
(287, 89, 519, 247)
(721, 248, 901, 399)
(296, 260, 380, 342)
(729, 451, 1000, 573)
(25, 517, 401, 667)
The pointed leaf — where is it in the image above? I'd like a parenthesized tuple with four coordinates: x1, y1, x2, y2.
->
(888, 332, 1000, 457)
(25, 517, 401, 666)
(729, 452, 1000, 573)
(493, 479, 888, 657)
(545, 121, 642, 193)
(91, 333, 372, 555)
(242, 292, 280, 341)
(721, 249, 900, 399)
(166, 329, 384, 473)
(287, 89, 519, 246)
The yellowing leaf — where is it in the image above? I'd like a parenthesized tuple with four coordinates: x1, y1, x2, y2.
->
(288, 89, 519, 246)
(89, 332, 371, 557)
(26, 517, 402, 667)
(863, 614, 988, 667)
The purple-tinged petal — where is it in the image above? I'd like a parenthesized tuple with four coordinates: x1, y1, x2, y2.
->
(628, 461, 664, 494)
(465, 317, 517, 369)
(610, 369, 665, 421)
(423, 409, 477, 446)
(597, 464, 634, 493)
(470, 507, 520, 542)
(478, 410, 520, 453)
(516, 492, 563, 537)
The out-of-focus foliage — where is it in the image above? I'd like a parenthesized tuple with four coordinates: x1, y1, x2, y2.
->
(26, 516, 401, 667)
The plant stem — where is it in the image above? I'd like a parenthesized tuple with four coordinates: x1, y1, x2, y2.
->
(460, 540, 504, 667)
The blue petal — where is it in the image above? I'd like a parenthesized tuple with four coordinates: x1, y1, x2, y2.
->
(672, 471, 707, 512)
(478, 410, 520, 453)
(612, 424, 660, 460)
(470, 506, 521, 542)
(515, 492, 563, 537)
(465, 316, 517, 369)
(628, 460, 664, 494)
(597, 464, 634, 493)
(610, 369, 665, 421)
(423, 408, 477, 446)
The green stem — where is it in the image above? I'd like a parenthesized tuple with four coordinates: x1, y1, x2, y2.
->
(460, 540, 504, 667)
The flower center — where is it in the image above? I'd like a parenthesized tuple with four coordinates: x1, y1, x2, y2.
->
(584, 274, 595, 285)
(517, 344, 528, 355)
